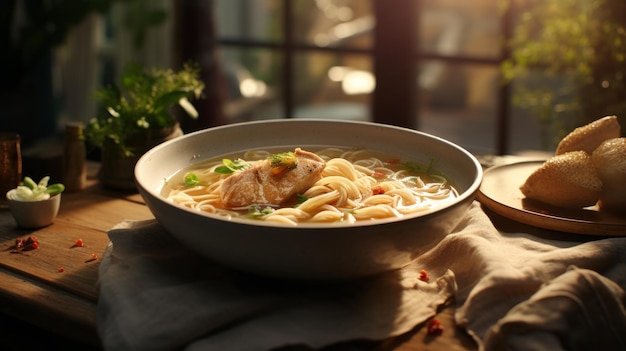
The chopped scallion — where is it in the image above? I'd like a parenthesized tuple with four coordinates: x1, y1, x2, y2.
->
(183, 173, 199, 186)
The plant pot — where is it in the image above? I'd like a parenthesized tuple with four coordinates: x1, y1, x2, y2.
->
(99, 123, 183, 191)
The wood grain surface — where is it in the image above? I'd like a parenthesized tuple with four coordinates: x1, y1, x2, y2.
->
(0, 162, 476, 350)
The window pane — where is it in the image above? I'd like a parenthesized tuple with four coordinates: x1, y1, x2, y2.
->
(221, 48, 284, 121)
(293, 52, 372, 121)
(418, 61, 499, 154)
(509, 104, 548, 153)
(508, 72, 574, 153)
(293, 0, 373, 49)
(420, 0, 502, 59)
(215, 0, 282, 42)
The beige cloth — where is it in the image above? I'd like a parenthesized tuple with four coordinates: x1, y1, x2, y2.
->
(97, 202, 626, 350)
(414, 203, 626, 351)
(97, 219, 456, 351)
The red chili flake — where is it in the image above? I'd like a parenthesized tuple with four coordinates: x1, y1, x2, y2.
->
(12, 236, 39, 253)
(24, 241, 39, 251)
(85, 253, 98, 263)
(58, 267, 65, 273)
(72, 239, 84, 248)
(418, 269, 430, 282)
(372, 186, 385, 195)
(426, 319, 443, 336)
(24, 236, 38, 247)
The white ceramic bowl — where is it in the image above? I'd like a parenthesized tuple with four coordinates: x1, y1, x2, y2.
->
(135, 119, 483, 280)
(6, 193, 61, 228)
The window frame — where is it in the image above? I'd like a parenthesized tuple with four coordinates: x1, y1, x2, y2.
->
(213, 0, 513, 155)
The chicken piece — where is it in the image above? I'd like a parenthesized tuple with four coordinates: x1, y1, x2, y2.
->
(591, 137, 626, 213)
(220, 148, 326, 207)
(555, 115, 621, 155)
(520, 151, 602, 208)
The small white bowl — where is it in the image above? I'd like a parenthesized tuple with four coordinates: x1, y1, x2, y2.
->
(6, 192, 61, 228)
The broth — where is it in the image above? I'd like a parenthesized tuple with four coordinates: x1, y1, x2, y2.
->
(162, 147, 458, 225)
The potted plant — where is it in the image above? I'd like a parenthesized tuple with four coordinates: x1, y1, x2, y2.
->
(85, 62, 204, 190)
(501, 0, 626, 149)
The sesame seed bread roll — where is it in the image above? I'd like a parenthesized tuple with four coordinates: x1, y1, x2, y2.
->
(520, 151, 602, 208)
(591, 137, 626, 213)
(555, 115, 621, 155)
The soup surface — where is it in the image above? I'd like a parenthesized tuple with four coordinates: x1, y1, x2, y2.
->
(163, 147, 458, 225)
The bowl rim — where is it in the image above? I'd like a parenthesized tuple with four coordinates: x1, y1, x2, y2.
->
(6, 189, 62, 203)
(135, 118, 483, 229)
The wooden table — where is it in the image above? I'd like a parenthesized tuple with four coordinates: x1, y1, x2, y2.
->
(0, 162, 477, 350)
(0, 163, 154, 349)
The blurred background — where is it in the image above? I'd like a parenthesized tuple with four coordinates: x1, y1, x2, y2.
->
(2, 0, 625, 161)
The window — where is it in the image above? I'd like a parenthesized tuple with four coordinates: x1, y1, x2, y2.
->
(212, 0, 543, 155)
(215, 0, 374, 122)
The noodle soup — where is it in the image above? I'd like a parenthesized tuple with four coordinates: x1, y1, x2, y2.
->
(163, 147, 458, 225)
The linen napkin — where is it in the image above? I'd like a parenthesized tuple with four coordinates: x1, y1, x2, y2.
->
(411, 204, 626, 351)
(97, 202, 626, 350)
(97, 218, 458, 351)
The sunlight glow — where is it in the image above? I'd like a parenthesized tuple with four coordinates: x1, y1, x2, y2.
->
(342, 70, 375, 95)
(240, 78, 267, 98)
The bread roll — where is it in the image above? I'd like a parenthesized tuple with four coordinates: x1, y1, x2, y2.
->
(520, 151, 602, 208)
(591, 137, 626, 212)
(555, 115, 621, 155)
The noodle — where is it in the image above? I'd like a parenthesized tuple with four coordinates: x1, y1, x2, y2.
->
(164, 147, 458, 225)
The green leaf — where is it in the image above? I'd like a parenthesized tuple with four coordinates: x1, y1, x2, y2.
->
(23, 176, 37, 190)
(296, 194, 308, 205)
(46, 183, 65, 196)
(247, 205, 274, 219)
(214, 158, 252, 174)
(223, 159, 237, 170)
(154, 90, 191, 112)
(183, 173, 199, 186)
(214, 165, 234, 174)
